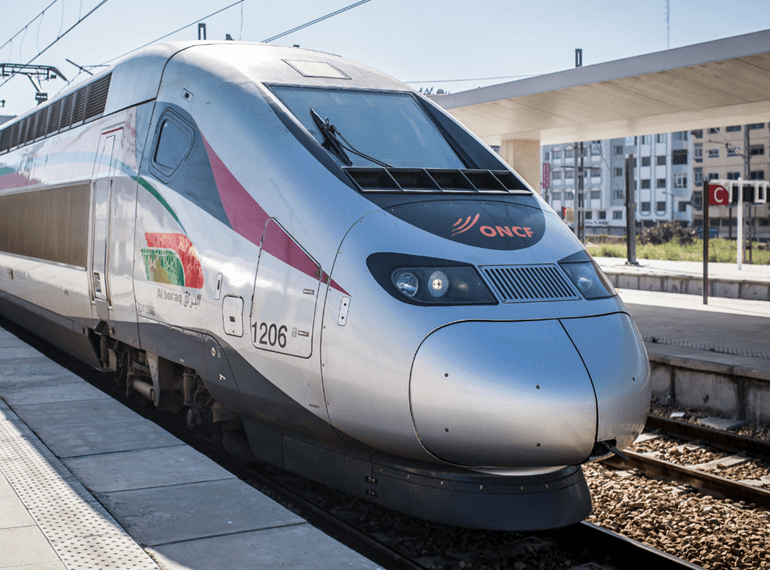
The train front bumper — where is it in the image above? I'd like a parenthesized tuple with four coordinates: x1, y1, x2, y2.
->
(409, 314, 650, 468)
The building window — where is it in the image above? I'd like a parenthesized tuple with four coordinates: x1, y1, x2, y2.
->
(613, 190, 624, 199)
(544, 151, 550, 161)
(613, 210, 623, 220)
(750, 170, 765, 180)
(552, 150, 562, 159)
(641, 179, 651, 189)
(692, 129, 703, 139)
(585, 211, 593, 220)
(641, 156, 651, 166)
(708, 148, 719, 159)
(678, 202, 688, 212)
(708, 172, 719, 180)
(641, 202, 651, 212)
(748, 123, 765, 130)
(726, 125, 742, 132)
(694, 167, 703, 184)
(590, 190, 601, 200)
(749, 145, 765, 156)
(656, 133, 666, 143)
(565, 191, 574, 200)
(727, 147, 739, 157)
(641, 135, 652, 144)
(565, 149, 574, 158)
(598, 210, 606, 220)
(656, 201, 666, 212)
(672, 149, 688, 164)
(657, 178, 666, 188)
(552, 192, 562, 201)
(614, 167, 623, 177)
(694, 144, 703, 160)
(726, 171, 740, 180)
(591, 142, 601, 155)
(656, 155, 666, 165)
(708, 127, 720, 134)
(673, 131, 688, 141)
(613, 145, 623, 155)
(674, 173, 687, 188)
(565, 169, 574, 179)
(552, 170, 562, 180)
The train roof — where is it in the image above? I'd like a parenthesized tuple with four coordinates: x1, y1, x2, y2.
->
(0, 42, 409, 153)
(0, 42, 408, 146)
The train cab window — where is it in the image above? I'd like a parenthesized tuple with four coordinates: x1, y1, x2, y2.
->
(152, 114, 194, 177)
(271, 86, 468, 170)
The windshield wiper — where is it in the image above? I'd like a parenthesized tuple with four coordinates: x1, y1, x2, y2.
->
(309, 108, 392, 168)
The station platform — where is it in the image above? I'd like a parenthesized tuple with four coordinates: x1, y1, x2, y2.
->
(596, 256, 770, 301)
(0, 328, 380, 570)
(620, 287, 770, 425)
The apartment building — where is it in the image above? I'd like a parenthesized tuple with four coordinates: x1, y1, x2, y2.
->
(541, 125, 770, 240)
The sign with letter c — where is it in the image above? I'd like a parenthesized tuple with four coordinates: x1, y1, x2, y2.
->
(709, 183, 729, 206)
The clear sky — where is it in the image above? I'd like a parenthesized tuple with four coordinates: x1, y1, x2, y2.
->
(0, 0, 768, 117)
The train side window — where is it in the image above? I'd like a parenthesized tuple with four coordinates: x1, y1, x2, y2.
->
(152, 114, 194, 177)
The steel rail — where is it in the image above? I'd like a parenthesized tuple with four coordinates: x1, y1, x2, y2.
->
(601, 449, 770, 509)
(646, 414, 770, 460)
(553, 522, 704, 570)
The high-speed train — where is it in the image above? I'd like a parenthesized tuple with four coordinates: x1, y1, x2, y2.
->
(0, 41, 650, 530)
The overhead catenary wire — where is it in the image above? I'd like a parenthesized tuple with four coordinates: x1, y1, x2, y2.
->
(406, 74, 537, 84)
(0, 0, 111, 91)
(262, 0, 374, 43)
(0, 0, 58, 60)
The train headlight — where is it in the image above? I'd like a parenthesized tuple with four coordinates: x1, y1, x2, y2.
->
(428, 270, 449, 298)
(371, 254, 496, 305)
(559, 261, 617, 300)
(394, 270, 419, 298)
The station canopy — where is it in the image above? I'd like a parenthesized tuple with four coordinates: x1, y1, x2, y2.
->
(437, 29, 770, 146)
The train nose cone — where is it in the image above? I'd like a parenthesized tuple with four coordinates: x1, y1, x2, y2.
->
(410, 320, 597, 468)
(561, 313, 651, 451)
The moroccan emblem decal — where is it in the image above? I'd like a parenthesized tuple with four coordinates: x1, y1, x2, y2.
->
(141, 232, 204, 289)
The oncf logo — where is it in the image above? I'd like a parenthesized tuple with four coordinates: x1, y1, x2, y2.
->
(452, 213, 534, 239)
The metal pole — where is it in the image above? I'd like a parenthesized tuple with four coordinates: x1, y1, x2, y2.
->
(737, 178, 743, 270)
(625, 154, 638, 265)
(703, 180, 709, 304)
(578, 141, 584, 243)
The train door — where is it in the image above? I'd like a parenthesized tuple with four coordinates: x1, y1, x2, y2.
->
(90, 132, 117, 322)
(250, 219, 321, 358)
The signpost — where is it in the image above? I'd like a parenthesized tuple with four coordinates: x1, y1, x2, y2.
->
(703, 181, 728, 304)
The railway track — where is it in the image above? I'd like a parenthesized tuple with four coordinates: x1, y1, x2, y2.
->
(0, 317, 713, 570)
(600, 415, 770, 507)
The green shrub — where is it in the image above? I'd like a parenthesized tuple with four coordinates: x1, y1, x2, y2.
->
(586, 237, 770, 264)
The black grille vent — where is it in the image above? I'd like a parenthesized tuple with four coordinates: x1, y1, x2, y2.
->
(0, 128, 9, 152)
(35, 108, 48, 140)
(9, 122, 19, 148)
(47, 99, 62, 135)
(85, 73, 111, 120)
(72, 87, 87, 125)
(19, 117, 32, 145)
(480, 264, 580, 303)
(345, 167, 529, 194)
(60, 93, 74, 129)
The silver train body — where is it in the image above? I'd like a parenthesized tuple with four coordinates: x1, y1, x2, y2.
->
(0, 42, 650, 530)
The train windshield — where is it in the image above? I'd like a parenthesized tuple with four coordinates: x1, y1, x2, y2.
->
(271, 86, 467, 169)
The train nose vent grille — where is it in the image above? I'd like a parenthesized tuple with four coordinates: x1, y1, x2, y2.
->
(479, 264, 580, 303)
